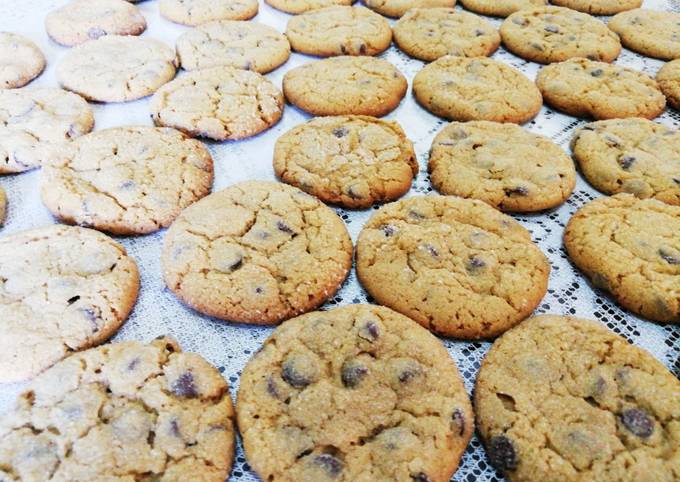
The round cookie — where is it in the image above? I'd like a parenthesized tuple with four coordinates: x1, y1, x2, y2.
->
(161, 181, 353, 324)
(429, 121, 576, 212)
(571, 118, 680, 206)
(356, 195, 550, 339)
(413, 56, 542, 124)
(608, 9, 680, 61)
(237, 304, 474, 482)
(41, 126, 214, 235)
(363, 0, 455, 19)
(45, 0, 147, 47)
(393, 8, 500, 62)
(0, 87, 94, 174)
(0, 225, 139, 382)
(565, 194, 680, 323)
(0, 32, 45, 89)
(150, 67, 283, 141)
(459, 0, 546, 17)
(283, 56, 407, 117)
(176, 21, 290, 74)
(273, 116, 417, 209)
(475, 315, 680, 481)
(159, 0, 258, 25)
(0, 186, 6, 226)
(0, 337, 236, 481)
(57, 35, 178, 103)
(500, 6, 621, 64)
(536, 58, 666, 120)
(551, 0, 641, 15)
(265, 0, 353, 15)
(657, 59, 680, 111)
(286, 6, 392, 57)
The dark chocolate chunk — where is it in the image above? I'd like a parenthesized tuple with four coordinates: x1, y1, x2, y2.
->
(504, 186, 529, 196)
(617, 155, 635, 170)
(333, 127, 348, 138)
(341, 360, 368, 388)
(172, 372, 199, 398)
(488, 435, 518, 472)
(451, 408, 465, 436)
(621, 408, 654, 438)
(590, 69, 604, 77)
(659, 248, 680, 265)
(467, 256, 486, 272)
(282, 358, 314, 388)
(411, 473, 431, 482)
(313, 454, 343, 477)
(359, 321, 380, 342)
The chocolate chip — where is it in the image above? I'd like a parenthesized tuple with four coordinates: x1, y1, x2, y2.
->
(618, 155, 635, 170)
(452, 408, 465, 436)
(673, 177, 680, 185)
(282, 357, 315, 388)
(266, 376, 280, 398)
(621, 408, 654, 438)
(409, 210, 425, 220)
(422, 244, 439, 258)
(590, 69, 604, 77)
(474, 29, 485, 36)
(411, 473, 431, 482)
(313, 454, 343, 477)
(504, 186, 529, 196)
(228, 256, 243, 271)
(172, 372, 198, 398)
(359, 43, 367, 55)
(359, 321, 380, 342)
(87, 27, 106, 39)
(488, 435, 518, 472)
(467, 256, 486, 272)
(243, 61, 253, 70)
(659, 249, 680, 265)
(67, 295, 80, 305)
(544, 25, 559, 33)
(119, 180, 135, 189)
(81, 308, 99, 332)
(381, 224, 396, 237)
(398, 362, 422, 383)
(340, 44, 348, 54)
(276, 220, 293, 234)
(127, 357, 140, 371)
(254, 286, 264, 294)
(341, 360, 368, 388)
(170, 419, 181, 437)
(333, 127, 348, 138)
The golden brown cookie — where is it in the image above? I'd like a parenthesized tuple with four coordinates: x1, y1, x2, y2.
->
(159, 0, 258, 25)
(608, 9, 680, 61)
(460, 0, 547, 17)
(265, 0, 353, 14)
(0, 32, 45, 88)
(551, 0, 641, 15)
(364, 0, 455, 18)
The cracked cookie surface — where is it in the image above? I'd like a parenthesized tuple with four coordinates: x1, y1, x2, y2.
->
(551, 0, 641, 15)
(159, 0, 258, 25)
(459, 0, 546, 17)
(571, 118, 680, 206)
(536, 58, 666, 120)
(286, 6, 391, 57)
(273, 115, 417, 209)
(393, 8, 500, 62)
(413, 56, 542, 123)
(429, 121, 575, 212)
(161, 180, 353, 324)
(0, 32, 45, 89)
(657, 59, 680, 111)
(475, 315, 680, 481)
(40, 126, 214, 235)
(356, 195, 550, 339)
(0, 336, 236, 482)
(150, 67, 283, 141)
(237, 304, 474, 482)
(265, 0, 353, 14)
(608, 9, 680, 61)
(0, 225, 139, 383)
(500, 6, 621, 64)
(363, 0, 455, 18)
(0, 87, 94, 174)
(283, 56, 407, 117)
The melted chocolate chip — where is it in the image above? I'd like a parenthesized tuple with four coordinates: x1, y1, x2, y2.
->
(659, 249, 680, 265)
(423, 244, 439, 258)
(282, 359, 313, 388)
(590, 69, 604, 77)
(228, 256, 243, 271)
(172, 372, 199, 398)
(170, 419, 181, 437)
(277, 220, 293, 234)
(467, 256, 486, 272)
(359, 321, 380, 342)
(409, 210, 425, 220)
(333, 127, 348, 138)
(381, 224, 396, 237)
(398, 363, 422, 383)
(341, 361, 368, 388)
(127, 357, 140, 371)
(313, 454, 343, 477)
(411, 473, 431, 482)
(452, 408, 465, 436)
(621, 408, 654, 437)
(504, 186, 529, 196)
(618, 155, 635, 170)
(488, 435, 518, 472)
(544, 25, 559, 33)
(474, 29, 485, 36)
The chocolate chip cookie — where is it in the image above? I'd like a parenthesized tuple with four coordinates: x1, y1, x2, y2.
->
(429, 121, 576, 211)
(475, 314, 680, 481)
(551, 0, 641, 15)
(363, 0, 455, 18)
(0, 337, 236, 481)
(460, 0, 547, 17)
(159, 0, 258, 25)
(0, 32, 45, 88)
(657, 59, 680, 110)
(564, 194, 680, 323)
(608, 9, 680, 61)
(273, 115, 417, 209)
(161, 181, 353, 324)
(266, 0, 353, 14)
(237, 304, 474, 482)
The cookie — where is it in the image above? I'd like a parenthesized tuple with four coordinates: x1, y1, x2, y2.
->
(0, 225, 139, 382)
(265, 0, 353, 15)
(608, 9, 680, 61)
(0, 337, 236, 481)
(551, 0, 641, 15)
(161, 181, 353, 324)
(283, 56, 407, 117)
(0, 87, 94, 174)
(571, 118, 680, 206)
(159, 0, 258, 25)
(475, 315, 680, 481)
(500, 6, 621, 64)
(356, 195, 550, 339)
(45, 0, 146, 47)
(176, 20, 290, 74)
(413, 56, 542, 124)
(536, 58, 666, 120)
(286, 6, 392, 57)
(150, 67, 283, 141)
(459, 0, 546, 17)
(565, 194, 680, 323)
(657, 59, 680, 111)
(0, 186, 5, 226)
(0, 32, 45, 89)
(40, 126, 214, 235)
(273, 115, 417, 209)
(237, 304, 474, 482)
(393, 8, 500, 62)
(429, 121, 576, 212)
(363, 0, 455, 19)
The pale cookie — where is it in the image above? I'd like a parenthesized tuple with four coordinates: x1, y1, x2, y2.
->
(475, 315, 680, 481)
(286, 6, 392, 57)
(0, 32, 45, 89)
(237, 304, 474, 482)
(657, 59, 680, 111)
(161, 181, 353, 324)
(571, 118, 680, 206)
(363, 0, 455, 19)
(413, 56, 542, 123)
(150, 67, 283, 141)
(609, 9, 680, 61)
(393, 8, 500, 62)
(551, 0, 641, 15)
(356, 195, 550, 339)
(41, 126, 214, 235)
(273, 116, 417, 209)
(45, 0, 147, 47)
(265, 0, 353, 15)
(283, 56, 407, 117)
(57, 35, 178, 103)
(0, 225, 139, 383)
(501, 6, 621, 64)
(429, 121, 576, 212)
(459, 0, 546, 17)
(0, 87, 94, 174)
(159, 0, 258, 25)
(536, 58, 666, 120)
(0, 186, 5, 226)
(177, 21, 289, 73)
(564, 194, 680, 323)
(0, 337, 236, 481)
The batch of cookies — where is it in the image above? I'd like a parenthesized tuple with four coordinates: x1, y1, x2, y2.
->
(0, 0, 679, 480)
